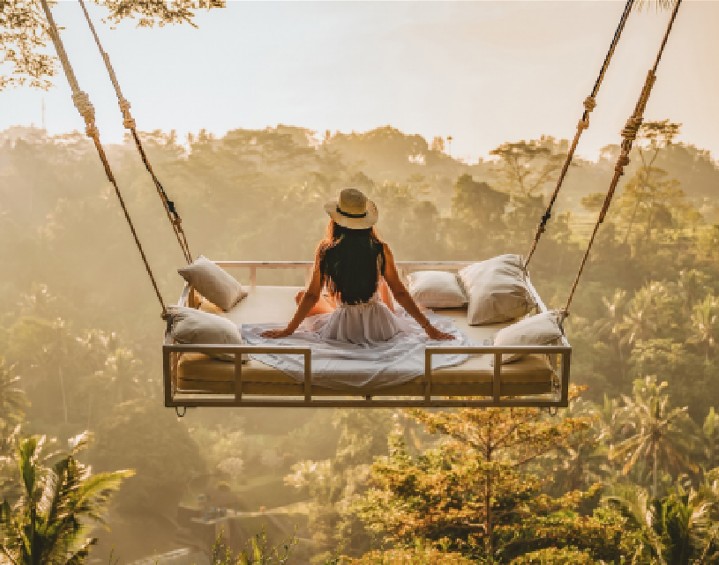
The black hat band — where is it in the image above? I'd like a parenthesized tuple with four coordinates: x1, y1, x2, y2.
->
(337, 206, 367, 219)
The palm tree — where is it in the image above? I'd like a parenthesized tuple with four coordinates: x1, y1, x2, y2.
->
(701, 409, 719, 472)
(688, 295, 719, 362)
(593, 289, 630, 379)
(610, 376, 697, 498)
(694, 467, 719, 562)
(0, 357, 27, 430)
(0, 433, 133, 564)
(618, 284, 666, 348)
(605, 483, 664, 562)
(606, 473, 719, 565)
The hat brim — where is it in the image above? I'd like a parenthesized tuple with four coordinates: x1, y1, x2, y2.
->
(324, 199, 378, 229)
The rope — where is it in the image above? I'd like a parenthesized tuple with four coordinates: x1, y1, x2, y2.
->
(39, 0, 169, 318)
(524, 0, 635, 269)
(563, 0, 682, 312)
(77, 0, 193, 265)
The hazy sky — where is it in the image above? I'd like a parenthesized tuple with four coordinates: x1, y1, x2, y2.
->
(1, 0, 717, 163)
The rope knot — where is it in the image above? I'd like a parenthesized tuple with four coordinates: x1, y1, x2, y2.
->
(621, 117, 642, 141)
(71, 91, 99, 139)
(72, 91, 95, 120)
(577, 118, 590, 132)
(119, 98, 136, 130)
(615, 154, 630, 173)
(583, 96, 597, 112)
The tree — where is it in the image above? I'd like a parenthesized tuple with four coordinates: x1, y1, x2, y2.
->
(606, 471, 719, 565)
(0, 357, 27, 432)
(449, 174, 509, 257)
(355, 401, 610, 561)
(488, 139, 565, 249)
(618, 121, 687, 252)
(0, 433, 132, 564)
(610, 377, 697, 498)
(700, 409, 719, 473)
(89, 399, 203, 516)
(0, 0, 225, 90)
(688, 295, 719, 362)
(284, 410, 394, 562)
(210, 529, 297, 565)
(489, 139, 565, 198)
(591, 289, 630, 381)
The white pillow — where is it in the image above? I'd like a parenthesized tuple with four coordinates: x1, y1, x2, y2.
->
(407, 271, 468, 308)
(167, 306, 244, 362)
(178, 256, 247, 311)
(459, 254, 536, 325)
(492, 310, 565, 364)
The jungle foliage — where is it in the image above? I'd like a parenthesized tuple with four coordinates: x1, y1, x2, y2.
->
(0, 120, 718, 562)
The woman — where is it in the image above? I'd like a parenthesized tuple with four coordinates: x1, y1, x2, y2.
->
(261, 188, 454, 342)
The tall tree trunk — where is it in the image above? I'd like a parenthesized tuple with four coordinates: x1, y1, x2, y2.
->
(58, 365, 68, 425)
(652, 443, 658, 499)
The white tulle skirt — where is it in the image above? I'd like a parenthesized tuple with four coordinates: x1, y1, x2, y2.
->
(304, 299, 412, 345)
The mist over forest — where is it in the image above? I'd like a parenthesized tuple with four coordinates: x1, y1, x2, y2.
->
(1, 122, 719, 563)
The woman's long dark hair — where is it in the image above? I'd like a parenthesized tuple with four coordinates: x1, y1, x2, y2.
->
(318, 221, 386, 305)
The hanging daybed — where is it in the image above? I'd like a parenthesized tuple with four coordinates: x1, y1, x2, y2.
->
(38, 0, 682, 411)
(163, 260, 571, 408)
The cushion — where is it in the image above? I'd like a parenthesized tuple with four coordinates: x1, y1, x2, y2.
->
(178, 256, 247, 311)
(166, 306, 244, 362)
(407, 270, 468, 308)
(492, 310, 565, 364)
(459, 254, 536, 325)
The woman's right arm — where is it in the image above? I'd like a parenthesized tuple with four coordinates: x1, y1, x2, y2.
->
(382, 243, 454, 341)
(261, 251, 323, 338)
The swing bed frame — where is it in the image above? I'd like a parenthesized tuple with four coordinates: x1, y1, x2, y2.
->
(163, 261, 572, 409)
(38, 0, 682, 411)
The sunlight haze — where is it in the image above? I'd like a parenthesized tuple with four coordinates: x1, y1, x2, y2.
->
(1, 0, 718, 162)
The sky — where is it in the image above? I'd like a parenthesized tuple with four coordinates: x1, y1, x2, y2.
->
(1, 0, 718, 163)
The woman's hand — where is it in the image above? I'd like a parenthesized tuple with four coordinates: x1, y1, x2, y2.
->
(424, 325, 455, 341)
(261, 327, 295, 339)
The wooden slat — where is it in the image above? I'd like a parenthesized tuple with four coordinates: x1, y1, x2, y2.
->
(303, 350, 312, 402)
(164, 261, 573, 410)
(162, 346, 173, 407)
(424, 349, 432, 403)
(234, 353, 243, 401)
(167, 396, 565, 409)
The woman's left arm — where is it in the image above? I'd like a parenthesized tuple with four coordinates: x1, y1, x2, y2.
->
(382, 244, 454, 341)
(261, 252, 323, 338)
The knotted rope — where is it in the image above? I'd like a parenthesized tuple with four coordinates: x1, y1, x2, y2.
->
(563, 0, 682, 312)
(524, 0, 635, 269)
(78, 0, 193, 265)
(40, 0, 168, 318)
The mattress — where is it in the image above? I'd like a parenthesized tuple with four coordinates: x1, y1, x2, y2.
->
(174, 286, 556, 398)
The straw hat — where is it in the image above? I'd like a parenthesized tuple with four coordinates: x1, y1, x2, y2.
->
(324, 188, 378, 229)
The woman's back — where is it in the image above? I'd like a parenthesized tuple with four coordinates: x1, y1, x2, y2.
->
(319, 225, 385, 305)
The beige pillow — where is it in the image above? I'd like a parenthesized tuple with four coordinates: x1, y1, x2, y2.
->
(167, 306, 244, 362)
(492, 310, 565, 364)
(459, 254, 536, 325)
(407, 271, 468, 308)
(178, 256, 247, 311)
